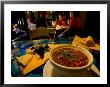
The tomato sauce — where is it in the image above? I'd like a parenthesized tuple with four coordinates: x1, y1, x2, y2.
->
(52, 47, 88, 67)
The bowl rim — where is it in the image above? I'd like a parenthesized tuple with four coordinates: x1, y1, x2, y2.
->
(49, 45, 94, 70)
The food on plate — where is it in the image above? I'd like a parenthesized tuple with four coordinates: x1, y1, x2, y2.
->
(71, 42, 90, 50)
(22, 55, 42, 75)
(72, 36, 100, 51)
(86, 36, 93, 41)
(22, 52, 49, 75)
(52, 47, 88, 67)
(48, 44, 69, 51)
(48, 44, 59, 50)
(72, 36, 85, 44)
(15, 44, 50, 75)
(85, 40, 95, 47)
(85, 36, 95, 47)
(89, 44, 100, 51)
(43, 52, 49, 62)
(16, 54, 33, 66)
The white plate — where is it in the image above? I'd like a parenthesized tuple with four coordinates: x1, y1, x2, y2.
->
(43, 60, 100, 77)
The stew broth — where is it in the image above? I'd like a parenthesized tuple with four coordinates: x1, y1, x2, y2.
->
(52, 47, 88, 67)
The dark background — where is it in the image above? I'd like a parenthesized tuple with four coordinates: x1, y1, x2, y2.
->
(11, 11, 100, 40)
(83, 11, 100, 40)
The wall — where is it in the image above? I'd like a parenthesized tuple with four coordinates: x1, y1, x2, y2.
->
(80, 11, 87, 30)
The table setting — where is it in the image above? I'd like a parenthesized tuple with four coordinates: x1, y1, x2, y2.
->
(11, 35, 100, 77)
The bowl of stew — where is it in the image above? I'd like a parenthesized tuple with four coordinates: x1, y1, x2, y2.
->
(49, 45, 94, 76)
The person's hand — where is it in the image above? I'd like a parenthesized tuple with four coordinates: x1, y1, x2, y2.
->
(52, 21, 56, 27)
(56, 25, 63, 30)
(58, 33, 64, 38)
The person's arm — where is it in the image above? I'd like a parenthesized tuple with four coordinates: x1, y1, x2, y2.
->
(60, 26, 70, 35)
(60, 18, 72, 35)
(28, 22, 36, 31)
(57, 26, 70, 38)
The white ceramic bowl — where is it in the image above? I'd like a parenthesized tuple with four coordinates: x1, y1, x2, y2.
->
(49, 45, 94, 77)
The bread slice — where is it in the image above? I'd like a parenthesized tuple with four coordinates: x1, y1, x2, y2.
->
(72, 35, 85, 44)
(22, 52, 49, 75)
(16, 54, 33, 66)
(71, 42, 90, 50)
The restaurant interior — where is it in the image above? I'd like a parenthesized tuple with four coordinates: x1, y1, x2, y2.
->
(11, 11, 100, 77)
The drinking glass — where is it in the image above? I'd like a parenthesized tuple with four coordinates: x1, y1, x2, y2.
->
(49, 30, 56, 43)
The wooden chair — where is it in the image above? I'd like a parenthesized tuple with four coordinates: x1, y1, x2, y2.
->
(28, 27, 55, 40)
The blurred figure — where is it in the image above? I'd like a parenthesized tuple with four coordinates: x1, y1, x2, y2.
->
(55, 14, 68, 38)
(73, 11, 82, 35)
(52, 21, 56, 28)
(59, 11, 82, 38)
(56, 14, 64, 26)
(62, 20, 69, 29)
(12, 24, 22, 37)
(11, 24, 16, 40)
(69, 11, 75, 28)
(26, 14, 36, 31)
(35, 11, 47, 28)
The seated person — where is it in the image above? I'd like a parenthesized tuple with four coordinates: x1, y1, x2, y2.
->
(58, 11, 82, 38)
(12, 24, 21, 37)
(12, 24, 27, 39)
(55, 14, 68, 38)
(26, 15, 36, 31)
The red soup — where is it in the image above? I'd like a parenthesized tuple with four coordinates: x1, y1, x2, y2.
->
(52, 47, 88, 67)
